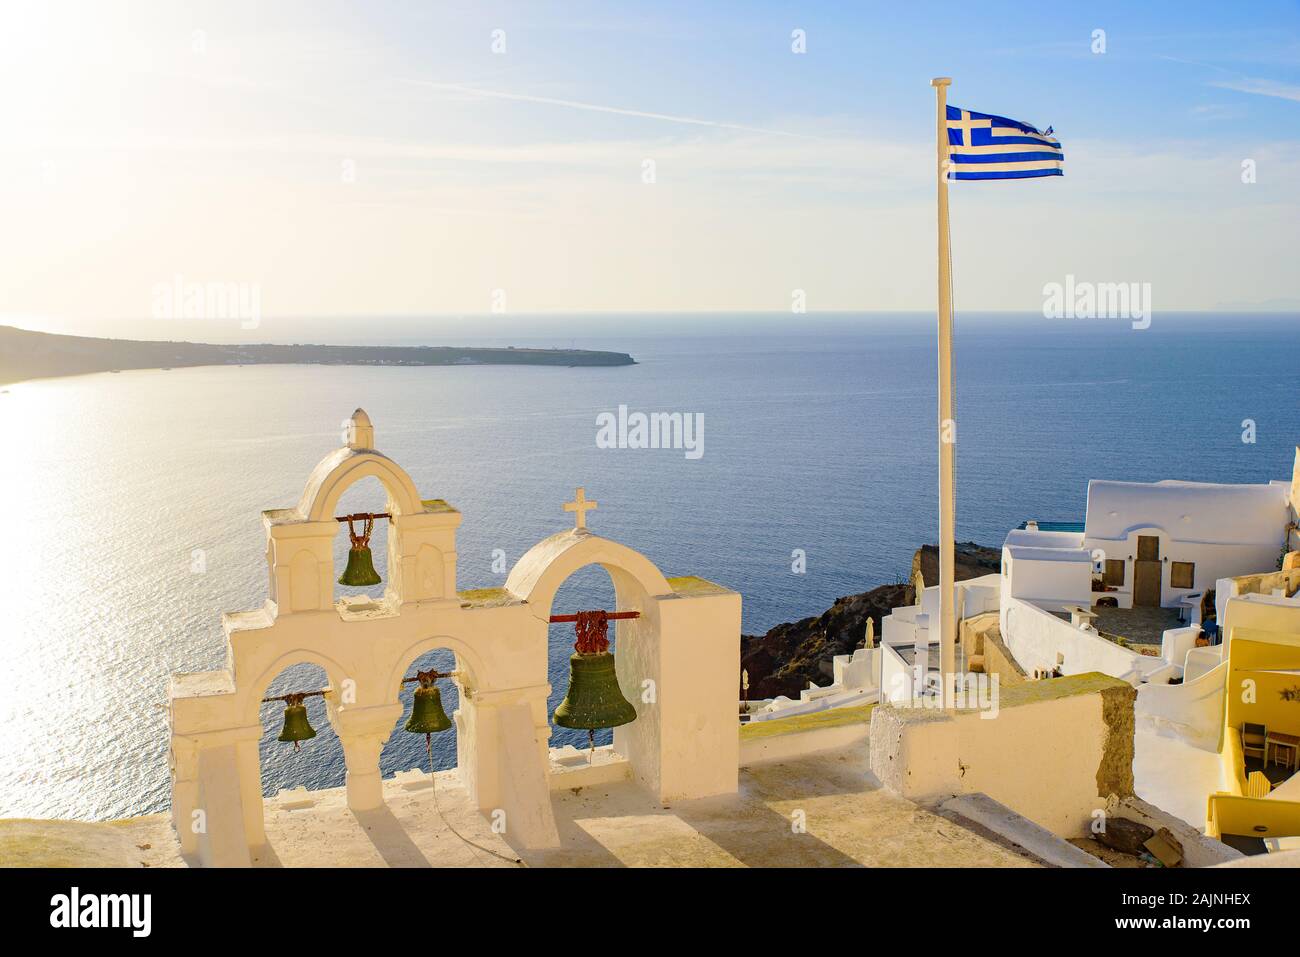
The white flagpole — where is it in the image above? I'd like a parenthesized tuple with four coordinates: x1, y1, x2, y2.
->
(931, 77, 957, 705)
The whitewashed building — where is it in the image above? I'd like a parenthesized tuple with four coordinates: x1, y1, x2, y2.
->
(1005, 479, 1291, 614)
(1080, 479, 1291, 610)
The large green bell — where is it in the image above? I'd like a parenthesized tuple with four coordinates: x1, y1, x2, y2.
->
(338, 545, 381, 587)
(277, 696, 317, 750)
(553, 652, 637, 731)
(405, 681, 453, 734)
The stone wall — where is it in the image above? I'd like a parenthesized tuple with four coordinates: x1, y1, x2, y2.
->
(869, 672, 1137, 837)
(960, 612, 1026, 685)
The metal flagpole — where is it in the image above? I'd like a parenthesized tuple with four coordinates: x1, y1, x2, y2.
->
(931, 77, 957, 706)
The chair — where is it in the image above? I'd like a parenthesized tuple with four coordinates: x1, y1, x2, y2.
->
(1266, 731, 1299, 772)
(1242, 723, 1268, 763)
(1247, 771, 1272, 798)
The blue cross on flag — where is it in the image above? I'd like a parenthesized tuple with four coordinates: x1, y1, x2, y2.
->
(945, 105, 1062, 180)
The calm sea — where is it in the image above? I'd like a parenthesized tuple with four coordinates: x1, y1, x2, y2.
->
(1, 313, 1296, 820)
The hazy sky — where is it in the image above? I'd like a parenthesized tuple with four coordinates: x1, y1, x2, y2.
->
(2, 0, 1298, 331)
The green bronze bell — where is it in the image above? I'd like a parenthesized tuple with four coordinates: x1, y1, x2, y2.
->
(338, 514, 382, 587)
(338, 545, 381, 586)
(405, 679, 453, 734)
(277, 695, 317, 750)
(553, 652, 636, 731)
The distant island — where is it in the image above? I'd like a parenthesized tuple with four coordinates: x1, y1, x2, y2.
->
(0, 326, 636, 384)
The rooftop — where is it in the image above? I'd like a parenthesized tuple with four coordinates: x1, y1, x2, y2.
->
(1016, 521, 1085, 533)
(1084, 478, 1289, 546)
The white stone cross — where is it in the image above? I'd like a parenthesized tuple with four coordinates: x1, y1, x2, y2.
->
(564, 487, 597, 531)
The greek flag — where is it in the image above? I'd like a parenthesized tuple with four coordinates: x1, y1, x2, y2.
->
(945, 105, 1062, 180)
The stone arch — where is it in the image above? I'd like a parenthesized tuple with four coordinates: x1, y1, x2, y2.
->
(297, 448, 424, 523)
(1119, 522, 1170, 541)
(505, 532, 673, 775)
(385, 634, 489, 699)
(505, 532, 672, 622)
(241, 648, 352, 728)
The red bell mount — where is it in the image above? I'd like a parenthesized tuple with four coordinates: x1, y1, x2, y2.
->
(334, 511, 391, 523)
(336, 512, 389, 548)
(262, 689, 328, 705)
(401, 668, 459, 686)
(549, 610, 640, 655)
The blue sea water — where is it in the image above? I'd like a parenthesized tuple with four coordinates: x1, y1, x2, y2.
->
(1, 312, 1296, 820)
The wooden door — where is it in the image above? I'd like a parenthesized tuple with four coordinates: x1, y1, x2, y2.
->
(1134, 536, 1161, 606)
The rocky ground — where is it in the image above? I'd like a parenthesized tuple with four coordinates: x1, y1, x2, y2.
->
(740, 542, 1001, 700)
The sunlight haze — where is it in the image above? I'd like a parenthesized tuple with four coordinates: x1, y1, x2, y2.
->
(2, 0, 1298, 332)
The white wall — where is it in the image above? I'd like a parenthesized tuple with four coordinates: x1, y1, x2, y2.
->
(833, 646, 877, 690)
(1185, 645, 1225, 682)
(880, 642, 914, 706)
(884, 574, 1001, 650)
(955, 694, 1110, 836)
(1159, 625, 1202, 675)
(1135, 660, 1227, 752)
(869, 685, 1122, 837)
(882, 604, 918, 647)
(1001, 549, 1093, 611)
(1001, 597, 1161, 685)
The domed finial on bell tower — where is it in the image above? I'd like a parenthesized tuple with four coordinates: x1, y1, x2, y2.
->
(346, 408, 375, 449)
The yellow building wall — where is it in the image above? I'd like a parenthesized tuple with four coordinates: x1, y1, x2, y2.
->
(1207, 635, 1300, 839)
(1208, 794, 1300, 841)
(1223, 639, 1300, 737)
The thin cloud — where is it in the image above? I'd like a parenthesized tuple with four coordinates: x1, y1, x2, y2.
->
(1158, 56, 1300, 104)
(408, 81, 816, 139)
(1211, 77, 1300, 103)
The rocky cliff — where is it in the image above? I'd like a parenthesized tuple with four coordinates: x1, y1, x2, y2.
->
(740, 542, 1001, 700)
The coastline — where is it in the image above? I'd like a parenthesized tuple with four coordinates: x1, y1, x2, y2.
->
(0, 325, 636, 386)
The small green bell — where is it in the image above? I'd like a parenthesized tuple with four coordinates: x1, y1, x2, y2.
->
(338, 514, 382, 587)
(277, 694, 317, 750)
(338, 545, 381, 586)
(553, 652, 637, 731)
(405, 678, 453, 734)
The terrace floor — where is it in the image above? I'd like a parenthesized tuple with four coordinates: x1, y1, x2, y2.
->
(20, 744, 1042, 868)
(1053, 605, 1182, 654)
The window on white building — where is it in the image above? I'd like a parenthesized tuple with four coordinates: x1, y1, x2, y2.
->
(1104, 559, 1125, 586)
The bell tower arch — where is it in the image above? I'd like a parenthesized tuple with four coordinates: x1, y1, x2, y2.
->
(168, 414, 740, 867)
(264, 409, 461, 613)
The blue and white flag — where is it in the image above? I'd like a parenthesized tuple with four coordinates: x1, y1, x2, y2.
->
(945, 105, 1062, 180)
